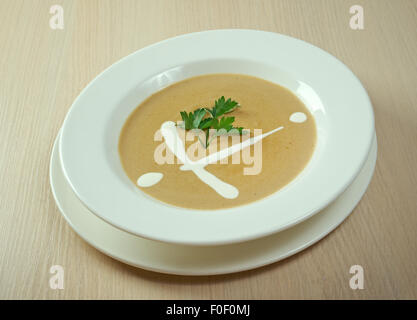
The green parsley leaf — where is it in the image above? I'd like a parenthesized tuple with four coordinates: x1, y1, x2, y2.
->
(207, 96, 239, 118)
(198, 118, 214, 129)
(214, 116, 235, 131)
(192, 108, 206, 128)
(180, 111, 193, 130)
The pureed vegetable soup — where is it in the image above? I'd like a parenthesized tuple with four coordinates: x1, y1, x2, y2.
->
(119, 74, 316, 210)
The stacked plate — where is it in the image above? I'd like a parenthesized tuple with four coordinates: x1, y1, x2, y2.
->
(50, 30, 376, 275)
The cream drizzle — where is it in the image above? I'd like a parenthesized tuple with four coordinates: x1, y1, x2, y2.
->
(137, 172, 163, 187)
(289, 112, 307, 123)
(161, 121, 284, 199)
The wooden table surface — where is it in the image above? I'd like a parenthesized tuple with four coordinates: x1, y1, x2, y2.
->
(1, 0, 416, 299)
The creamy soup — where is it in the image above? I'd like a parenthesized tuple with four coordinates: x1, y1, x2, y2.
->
(119, 74, 316, 209)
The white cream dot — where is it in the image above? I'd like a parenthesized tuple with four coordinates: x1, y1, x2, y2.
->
(290, 112, 307, 123)
(137, 172, 163, 187)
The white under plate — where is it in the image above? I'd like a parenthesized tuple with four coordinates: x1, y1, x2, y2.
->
(50, 132, 377, 276)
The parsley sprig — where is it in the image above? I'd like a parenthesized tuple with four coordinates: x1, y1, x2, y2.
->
(179, 96, 244, 147)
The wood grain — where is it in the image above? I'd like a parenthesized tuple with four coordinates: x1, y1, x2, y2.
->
(0, 0, 416, 299)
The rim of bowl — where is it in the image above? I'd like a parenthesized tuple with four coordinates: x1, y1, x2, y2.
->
(59, 29, 374, 245)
